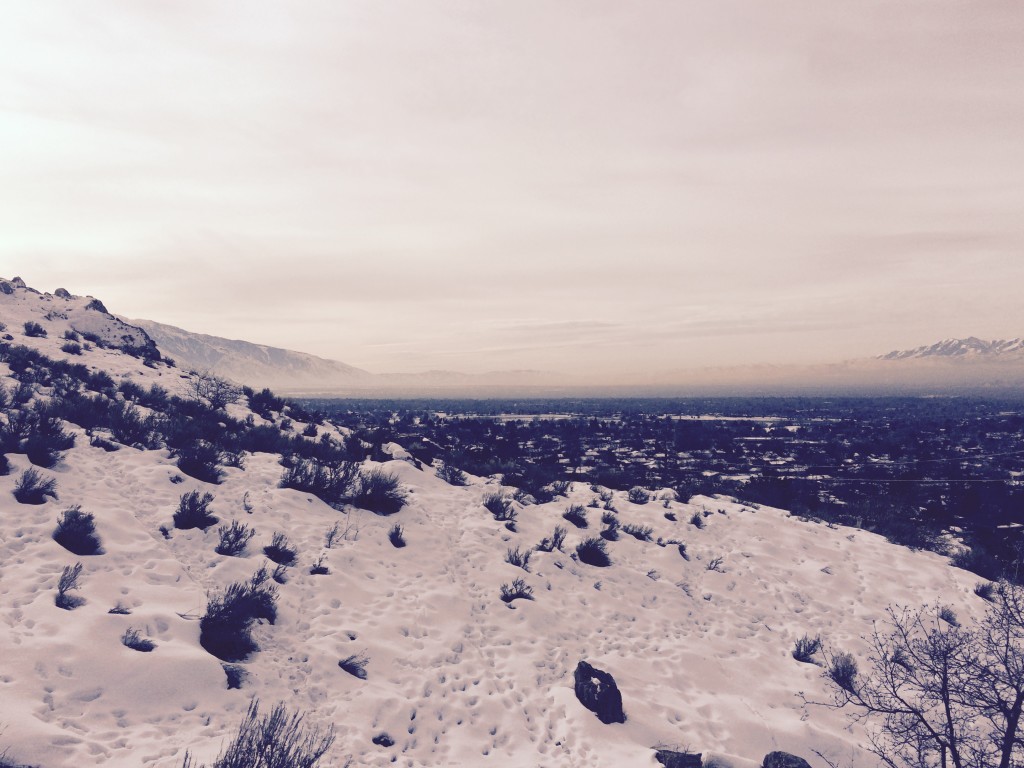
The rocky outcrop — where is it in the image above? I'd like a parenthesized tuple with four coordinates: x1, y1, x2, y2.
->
(573, 660, 625, 724)
(763, 751, 812, 768)
(654, 749, 702, 768)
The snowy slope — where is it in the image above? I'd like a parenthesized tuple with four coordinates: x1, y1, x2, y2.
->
(0, 284, 990, 768)
(128, 318, 373, 392)
(0, 277, 159, 361)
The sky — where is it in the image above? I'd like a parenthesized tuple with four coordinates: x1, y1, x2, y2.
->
(1, 1, 1023, 378)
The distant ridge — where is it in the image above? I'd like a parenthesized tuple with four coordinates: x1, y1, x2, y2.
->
(129, 318, 373, 390)
(881, 337, 1024, 360)
(132, 317, 564, 394)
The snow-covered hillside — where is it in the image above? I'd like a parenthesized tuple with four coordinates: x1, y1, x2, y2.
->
(128, 318, 374, 392)
(0, 283, 989, 767)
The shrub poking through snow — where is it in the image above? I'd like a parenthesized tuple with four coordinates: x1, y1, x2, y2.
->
(280, 458, 358, 507)
(622, 523, 654, 541)
(792, 634, 822, 663)
(339, 653, 369, 679)
(601, 516, 620, 541)
(689, 512, 705, 529)
(108, 601, 131, 615)
(678, 542, 690, 560)
(500, 577, 534, 603)
(576, 537, 612, 567)
(436, 462, 467, 486)
(55, 562, 84, 609)
(827, 651, 859, 693)
(664, 511, 677, 521)
(215, 520, 255, 557)
(13, 468, 58, 504)
(173, 490, 218, 530)
(26, 416, 75, 468)
(387, 523, 406, 548)
(61, 342, 82, 355)
(938, 605, 959, 626)
(175, 440, 226, 484)
(324, 522, 342, 548)
(549, 480, 570, 497)
(199, 569, 279, 662)
(270, 564, 288, 584)
(563, 504, 588, 528)
(23, 321, 46, 338)
(180, 699, 335, 768)
(706, 556, 726, 572)
(309, 554, 329, 575)
(121, 627, 156, 652)
(537, 526, 567, 553)
(53, 505, 102, 555)
(483, 491, 514, 519)
(263, 532, 298, 566)
(975, 581, 997, 602)
(506, 546, 532, 572)
(350, 468, 407, 515)
(627, 486, 649, 504)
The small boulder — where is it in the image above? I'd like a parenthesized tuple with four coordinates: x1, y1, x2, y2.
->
(372, 732, 394, 748)
(54, 287, 72, 299)
(0, 281, 13, 295)
(573, 660, 625, 724)
(655, 749, 702, 768)
(763, 752, 812, 768)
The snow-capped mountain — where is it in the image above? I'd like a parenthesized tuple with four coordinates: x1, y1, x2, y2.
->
(881, 337, 1024, 360)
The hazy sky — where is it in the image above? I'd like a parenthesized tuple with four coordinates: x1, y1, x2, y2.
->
(2, 1, 1022, 377)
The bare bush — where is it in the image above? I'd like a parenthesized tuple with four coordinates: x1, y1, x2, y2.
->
(216, 521, 255, 557)
(500, 577, 534, 604)
(562, 504, 588, 529)
(55, 562, 84, 609)
(13, 468, 58, 504)
(174, 491, 218, 530)
(505, 546, 532, 572)
(350, 468, 407, 515)
(338, 653, 369, 680)
(792, 633, 821, 663)
(180, 699, 335, 768)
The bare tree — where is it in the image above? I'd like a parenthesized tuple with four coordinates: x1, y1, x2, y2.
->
(821, 582, 1024, 768)
(188, 371, 242, 410)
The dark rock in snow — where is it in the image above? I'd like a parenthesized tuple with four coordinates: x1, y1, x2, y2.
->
(372, 732, 395, 747)
(655, 749, 702, 768)
(573, 660, 625, 724)
(54, 287, 72, 298)
(0, 281, 12, 295)
(763, 752, 813, 768)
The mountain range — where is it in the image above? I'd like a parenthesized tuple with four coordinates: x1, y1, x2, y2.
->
(1, 276, 1020, 395)
(880, 336, 1024, 360)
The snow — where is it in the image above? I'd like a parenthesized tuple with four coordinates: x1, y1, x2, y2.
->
(0, 282, 988, 767)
